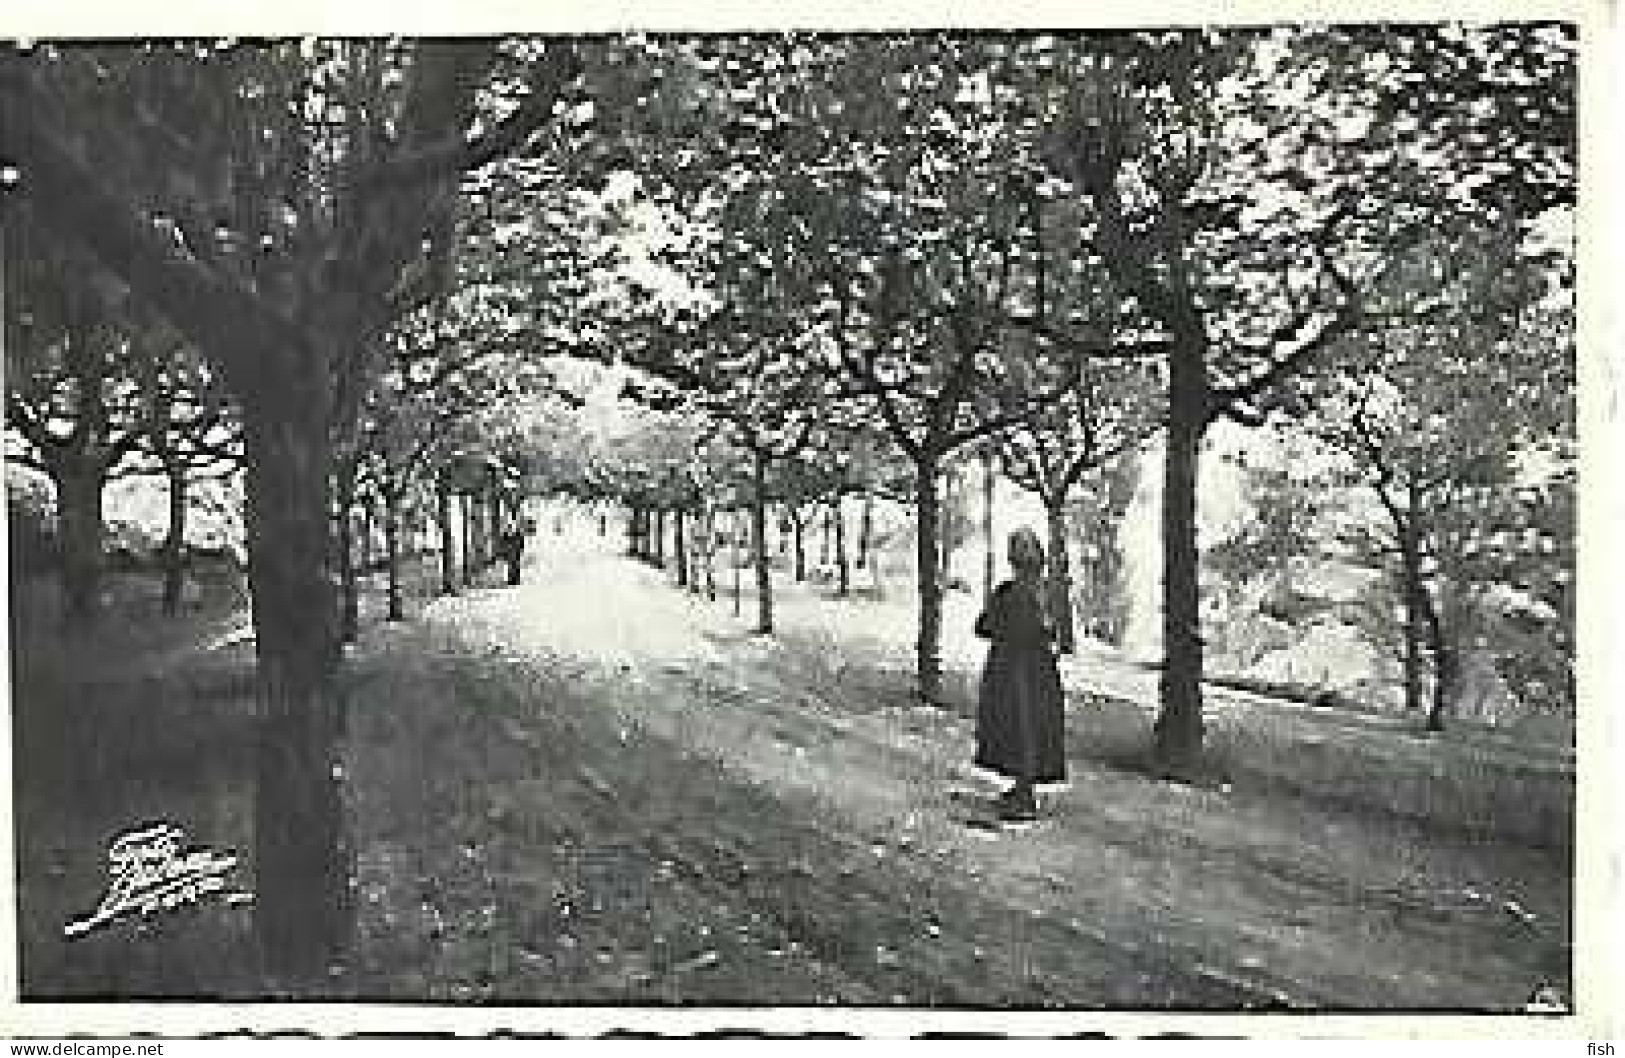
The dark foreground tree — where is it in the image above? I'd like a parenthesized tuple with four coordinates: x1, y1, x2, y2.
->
(1040, 25, 1574, 775)
(1, 39, 585, 984)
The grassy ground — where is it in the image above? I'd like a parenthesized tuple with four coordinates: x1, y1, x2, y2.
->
(9, 555, 449, 999)
(9, 533, 1575, 1008)
(10, 568, 261, 998)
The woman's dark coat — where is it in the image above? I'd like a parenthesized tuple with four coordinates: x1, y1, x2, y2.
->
(973, 578, 1067, 783)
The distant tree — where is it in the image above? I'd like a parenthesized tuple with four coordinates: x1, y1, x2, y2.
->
(1286, 225, 1570, 728)
(1205, 447, 1331, 622)
(4, 217, 153, 627)
(1068, 450, 1141, 647)
(135, 330, 242, 615)
(998, 353, 1160, 653)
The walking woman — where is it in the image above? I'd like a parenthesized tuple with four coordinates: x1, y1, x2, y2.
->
(973, 527, 1067, 822)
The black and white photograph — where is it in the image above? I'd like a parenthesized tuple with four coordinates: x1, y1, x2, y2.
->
(1, 1, 1616, 1039)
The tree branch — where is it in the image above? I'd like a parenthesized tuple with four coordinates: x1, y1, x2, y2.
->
(1004, 316, 1174, 363)
(0, 64, 302, 398)
(943, 354, 1084, 449)
(4, 396, 65, 457)
(359, 44, 580, 191)
(833, 297, 923, 464)
(1209, 301, 1359, 424)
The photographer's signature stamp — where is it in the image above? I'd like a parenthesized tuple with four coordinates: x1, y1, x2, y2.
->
(64, 822, 253, 938)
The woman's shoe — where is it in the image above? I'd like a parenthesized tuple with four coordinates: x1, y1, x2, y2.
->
(995, 786, 1038, 822)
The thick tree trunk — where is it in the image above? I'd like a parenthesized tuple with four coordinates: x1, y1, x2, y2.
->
(939, 465, 955, 589)
(161, 460, 188, 615)
(241, 401, 346, 989)
(384, 491, 403, 622)
(1045, 498, 1076, 655)
(55, 458, 106, 630)
(982, 449, 995, 600)
(55, 319, 111, 632)
(1399, 525, 1426, 715)
(752, 451, 773, 635)
(914, 455, 944, 704)
(1422, 585, 1455, 732)
(1152, 352, 1208, 778)
(833, 494, 849, 598)
(653, 507, 666, 568)
(436, 481, 457, 595)
(626, 504, 640, 558)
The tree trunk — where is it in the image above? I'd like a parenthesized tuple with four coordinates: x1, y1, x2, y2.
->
(820, 498, 833, 566)
(161, 459, 188, 616)
(462, 493, 478, 586)
(731, 507, 742, 617)
(982, 449, 995, 601)
(791, 507, 806, 583)
(686, 507, 704, 595)
(482, 491, 495, 569)
(939, 464, 955, 589)
(384, 490, 403, 622)
(56, 318, 111, 632)
(437, 481, 457, 595)
(703, 505, 717, 601)
(337, 500, 359, 645)
(914, 455, 944, 704)
(653, 507, 666, 568)
(858, 491, 873, 569)
(241, 400, 347, 989)
(1422, 584, 1454, 732)
(674, 507, 689, 588)
(626, 504, 640, 558)
(1152, 351, 1208, 778)
(1045, 498, 1076, 655)
(359, 497, 375, 576)
(481, 489, 496, 569)
(752, 450, 773, 634)
(833, 494, 849, 598)
(55, 457, 106, 630)
(1399, 524, 1426, 715)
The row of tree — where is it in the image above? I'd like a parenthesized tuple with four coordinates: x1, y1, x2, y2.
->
(4, 203, 549, 632)
(1, 37, 613, 984)
(1, 28, 1575, 987)
(567, 30, 1573, 755)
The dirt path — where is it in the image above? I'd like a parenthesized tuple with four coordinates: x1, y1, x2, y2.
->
(341, 528, 1571, 1008)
